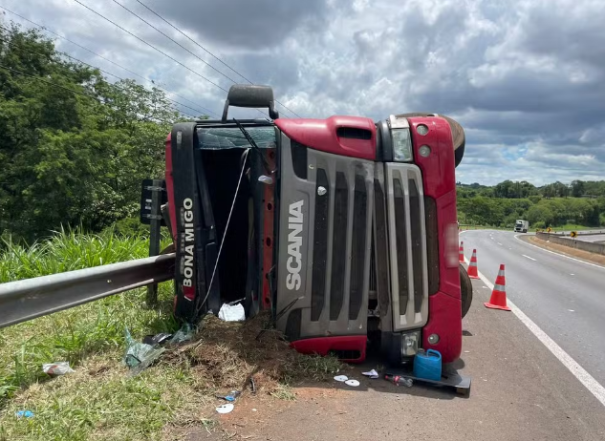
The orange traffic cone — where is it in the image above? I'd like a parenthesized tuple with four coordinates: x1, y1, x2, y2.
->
(467, 249, 480, 279)
(459, 241, 464, 263)
(484, 264, 511, 311)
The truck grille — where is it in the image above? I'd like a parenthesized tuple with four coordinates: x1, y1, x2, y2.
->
(385, 163, 428, 331)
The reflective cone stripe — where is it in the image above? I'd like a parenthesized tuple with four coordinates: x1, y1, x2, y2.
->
(459, 241, 464, 263)
(494, 265, 505, 286)
(468, 249, 479, 279)
(484, 264, 511, 311)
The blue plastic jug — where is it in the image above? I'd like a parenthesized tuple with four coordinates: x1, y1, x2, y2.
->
(413, 349, 442, 381)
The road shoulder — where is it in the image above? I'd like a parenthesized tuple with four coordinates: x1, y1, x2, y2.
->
(210, 278, 605, 441)
(518, 235, 605, 267)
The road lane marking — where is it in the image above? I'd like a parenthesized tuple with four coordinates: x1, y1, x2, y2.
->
(514, 234, 605, 271)
(497, 242, 503, 245)
(522, 254, 536, 261)
(465, 257, 605, 408)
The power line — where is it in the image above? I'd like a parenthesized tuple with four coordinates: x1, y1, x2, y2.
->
(0, 62, 94, 97)
(111, 0, 238, 84)
(133, 0, 302, 118)
(0, 6, 216, 117)
(70, 0, 229, 94)
(62, 54, 208, 118)
(108, 0, 268, 119)
(133, 0, 251, 84)
(0, 62, 200, 119)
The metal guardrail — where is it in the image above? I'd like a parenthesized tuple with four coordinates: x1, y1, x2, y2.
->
(0, 253, 175, 329)
(535, 233, 605, 256)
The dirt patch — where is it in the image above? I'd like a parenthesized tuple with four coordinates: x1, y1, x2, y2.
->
(525, 236, 605, 267)
(169, 313, 343, 395)
(157, 314, 345, 440)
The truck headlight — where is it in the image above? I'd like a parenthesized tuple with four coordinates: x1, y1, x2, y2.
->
(401, 330, 421, 357)
(392, 128, 413, 162)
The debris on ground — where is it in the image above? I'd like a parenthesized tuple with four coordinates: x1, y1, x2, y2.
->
(362, 369, 379, 379)
(169, 323, 194, 345)
(142, 332, 173, 346)
(218, 303, 246, 322)
(384, 374, 414, 388)
(123, 328, 166, 375)
(345, 379, 360, 387)
(216, 403, 234, 414)
(169, 312, 342, 395)
(249, 377, 257, 395)
(42, 361, 75, 376)
(216, 390, 241, 402)
(15, 411, 34, 419)
(334, 375, 348, 382)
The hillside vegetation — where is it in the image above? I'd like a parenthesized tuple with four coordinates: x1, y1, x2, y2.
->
(457, 180, 605, 229)
(0, 23, 198, 244)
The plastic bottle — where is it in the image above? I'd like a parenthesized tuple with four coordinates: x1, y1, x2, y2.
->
(384, 374, 413, 388)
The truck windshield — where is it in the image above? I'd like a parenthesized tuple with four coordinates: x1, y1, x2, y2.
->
(197, 127, 276, 150)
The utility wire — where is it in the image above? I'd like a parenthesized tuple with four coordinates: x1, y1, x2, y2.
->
(133, 0, 303, 118)
(70, 0, 229, 93)
(133, 0, 251, 83)
(0, 6, 215, 117)
(0, 62, 95, 97)
(62, 54, 208, 118)
(0, 61, 199, 119)
(111, 0, 238, 84)
(109, 0, 267, 119)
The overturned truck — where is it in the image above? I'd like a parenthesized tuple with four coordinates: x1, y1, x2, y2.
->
(163, 85, 472, 365)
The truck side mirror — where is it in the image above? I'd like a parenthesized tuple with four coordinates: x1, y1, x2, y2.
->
(222, 84, 279, 121)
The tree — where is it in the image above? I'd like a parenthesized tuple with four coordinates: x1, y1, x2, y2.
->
(0, 23, 194, 242)
(571, 180, 585, 198)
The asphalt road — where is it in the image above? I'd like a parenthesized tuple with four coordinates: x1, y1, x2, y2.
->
(460, 230, 605, 387)
(211, 229, 605, 441)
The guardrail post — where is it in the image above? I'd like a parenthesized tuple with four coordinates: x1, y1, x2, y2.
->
(146, 179, 163, 308)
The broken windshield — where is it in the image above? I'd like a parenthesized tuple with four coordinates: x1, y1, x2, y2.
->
(197, 127, 276, 150)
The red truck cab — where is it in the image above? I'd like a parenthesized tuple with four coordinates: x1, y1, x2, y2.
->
(165, 85, 469, 365)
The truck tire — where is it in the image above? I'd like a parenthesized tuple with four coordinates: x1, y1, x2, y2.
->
(460, 264, 473, 318)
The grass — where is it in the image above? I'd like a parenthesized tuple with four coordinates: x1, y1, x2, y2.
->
(554, 224, 602, 232)
(270, 384, 297, 401)
(0, 229, 342, 440)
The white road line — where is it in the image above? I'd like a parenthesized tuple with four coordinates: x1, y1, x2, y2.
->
(465, 256, 605, 408)
(522, 254, 536, 261)
(514, 234, 605, 271)
(497, 242, 503, 245)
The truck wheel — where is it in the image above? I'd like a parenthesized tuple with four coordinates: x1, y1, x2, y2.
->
(460, 264, 473, 318)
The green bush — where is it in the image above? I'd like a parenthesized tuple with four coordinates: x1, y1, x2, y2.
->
(109, 216, 152, 238)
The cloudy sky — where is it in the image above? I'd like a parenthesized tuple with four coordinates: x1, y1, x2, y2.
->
(3, 0, 605, 185)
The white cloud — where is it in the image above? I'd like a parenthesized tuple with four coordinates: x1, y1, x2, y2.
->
(2, 0, 605, 185)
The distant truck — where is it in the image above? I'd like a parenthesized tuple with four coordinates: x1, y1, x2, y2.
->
(514, 220, 529, 233)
